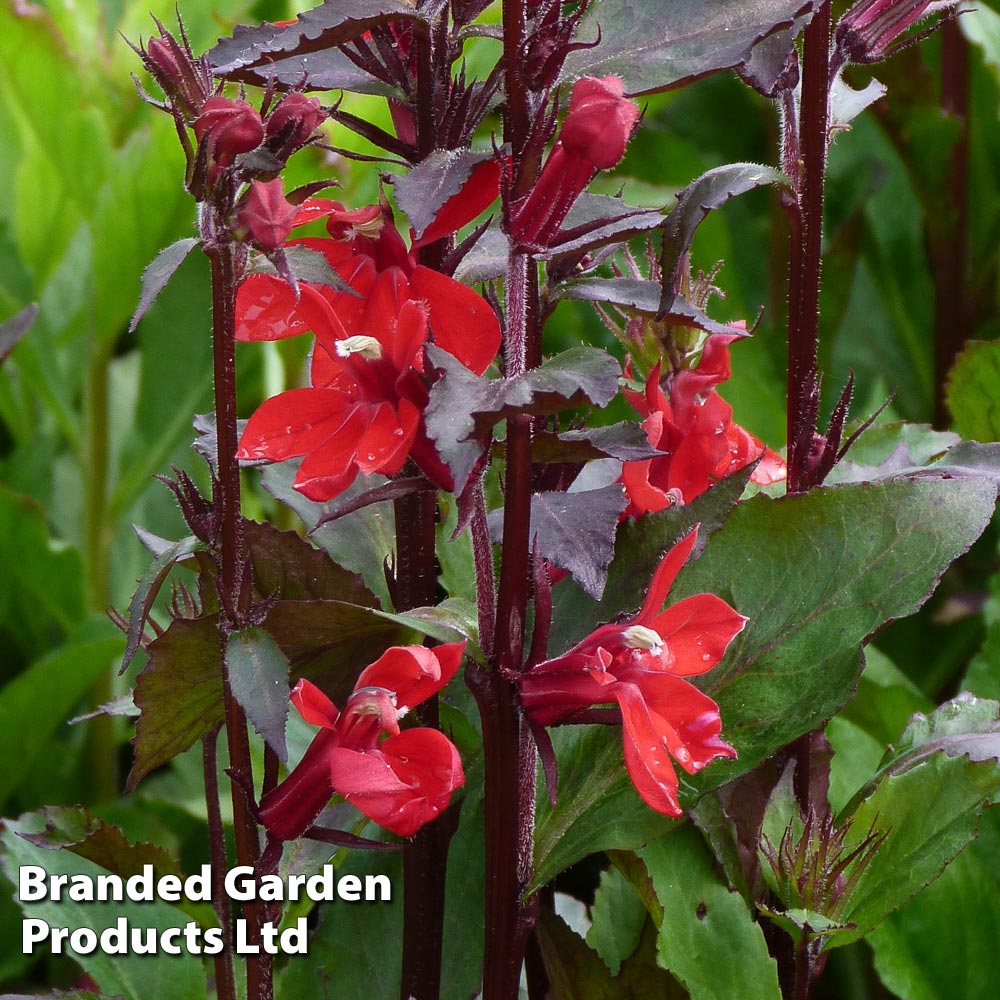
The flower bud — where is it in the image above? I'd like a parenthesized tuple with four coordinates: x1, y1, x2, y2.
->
(145, 32, 212, 116)
(559, 76, 640, 170)
(835, 0, 953, 63)
(265, 92, 326, 160)
(194, 96, 264, 167)
(237, 179, 298, 252)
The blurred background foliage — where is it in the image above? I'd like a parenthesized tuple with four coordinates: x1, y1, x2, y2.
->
(1, 0, 1000, 995)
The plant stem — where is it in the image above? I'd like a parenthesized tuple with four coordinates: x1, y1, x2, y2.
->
(203, 728, 236, 1000)
(206, 232, 272, 1000)
(786, 1, 831, 493)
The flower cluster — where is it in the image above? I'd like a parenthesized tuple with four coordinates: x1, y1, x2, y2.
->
(621, 330, 786, 516)
(520, 529, 745, 816)
(235, 181, 502, 498)
(260, 644, 466, 840)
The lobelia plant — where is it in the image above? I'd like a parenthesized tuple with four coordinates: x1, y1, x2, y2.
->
(5, 1, 1000, 999)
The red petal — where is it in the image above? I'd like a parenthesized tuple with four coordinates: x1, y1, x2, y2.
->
(259, 729, 337, 841)
(651, 594, 747, 676)
(328, 727, 464, 837)
(616, 682, 683, 816)
(410, 266, 500, 375)
(290, 678, 340, 729)
(637, 528, 699, 624)
(294, 404, 368, 501)
(354, 400, 419, 476)
(413, 159, 501, 248)
(235, 274, 308, 342)
(237, 388, 355, 462)
(355, 643, 465, 712)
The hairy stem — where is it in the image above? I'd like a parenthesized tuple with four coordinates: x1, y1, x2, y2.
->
(203, 729, 236, 1000)
(206, 234, 271, 1000)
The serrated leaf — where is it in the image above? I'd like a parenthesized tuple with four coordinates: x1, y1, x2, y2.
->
(830, 697, 1000, 948)
(128, 238, 199, 334)
(367, 597, 483, 663)
(0, 301, 36, 365)
(587, 865, 648, 976)
(210, 1, 424, 77)
(120, 535, 205, 675)
(738, 21, 806, 96)
(562, 0, 819, 96)
(529, 423, 663, 464)
(227, 627, 291, 761)
(556, 277, 740, 338)
(394, 149, 494, 240)
(539, 195, 664, 259)
(671, 479, 997, 786)
(425, 344, 621, 492)
(17, 806, 215, 928)
(489, 486, 627, 599)
(946, 340, 1000, 442)
(638, 825, 782, 1000)
(659, 164, 789, 316)
(1, 813, 205, 1000)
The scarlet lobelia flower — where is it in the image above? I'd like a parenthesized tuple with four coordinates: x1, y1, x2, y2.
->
(519, 528, 745, 816)
(260, 643, 466, 840)
(621, 330, 786, 516)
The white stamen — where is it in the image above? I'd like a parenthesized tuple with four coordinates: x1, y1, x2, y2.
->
(336, 335, 382, 360)
(621, 625, 664, 655)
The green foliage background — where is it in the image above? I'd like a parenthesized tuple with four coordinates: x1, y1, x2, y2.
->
(1, 0, 1000, 996)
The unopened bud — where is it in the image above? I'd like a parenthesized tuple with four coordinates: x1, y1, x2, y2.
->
(145, 33, 211, 116)
(194, 96, 264, 167)
(559, 75, 640, 170)
(237, 179, 297, 252)
(836, 0, 953, 63)
(265, 92, 326, 160)
(336, 335, 383, 361)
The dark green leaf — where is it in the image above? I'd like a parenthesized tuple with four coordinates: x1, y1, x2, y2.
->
(128, 238, 198, 333)
(0, 812, 206, 1000)
(128, 615, 224, 791)
(540, 195, 664, 259)
(425, 344, 622, 492)
(226, 627, 291, 761)
(120, 535, 204, 675)
(17, 805, 215, 928)
(659, 164, 789, 316)
(0, 301, 36, 365)
(671, 479, 997, 786)
(562, 0, 819, 96)
(532, 423, 663, 464)
(367, 597, 483, 662)
(638, 825, 781, 999)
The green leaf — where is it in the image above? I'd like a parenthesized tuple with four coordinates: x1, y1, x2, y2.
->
(260, 462, 395, 608)
(587, 864, 648, 976)
(249, 245, 357, 295)
(0, 625, 121, 809)
(670, 478, 997, 785)
(0, 812, 206, 1000)
(638, 825, 781, 1000)
(829, 695, 1000, 948)
(367, 598, 484, 663)
(946, 340, 1000, 442)
(659, 163, 789, 317)
(226, 627, 291, 762)
(128, 238, 198, 333)
(127, 615, 224, 791)
(530, 726, 678, 894)
(868, 809, 1000, 1000)
(562, 0, 819, 95)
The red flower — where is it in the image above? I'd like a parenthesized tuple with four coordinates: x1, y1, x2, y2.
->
(621, 330, 786, 516)
(236, 290, 433, 499)
(519, 529, 744, 816)
(509, 75, 640, 246)
(238, 179, 298, 252)
(259, 643, 466, 840)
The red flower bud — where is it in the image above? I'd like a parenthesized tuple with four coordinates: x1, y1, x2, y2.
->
(238, 179, 298, 252)
(559, 75, 640, 170)
(836, 0, 953, 63)
(265, 92, 326, 159)
(194, 96, 264, 167)
(141, 28, 212, 116)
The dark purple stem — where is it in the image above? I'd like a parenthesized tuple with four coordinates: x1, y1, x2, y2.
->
(203, 729, 236, 1000)
(205, 232, 272, 1000)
